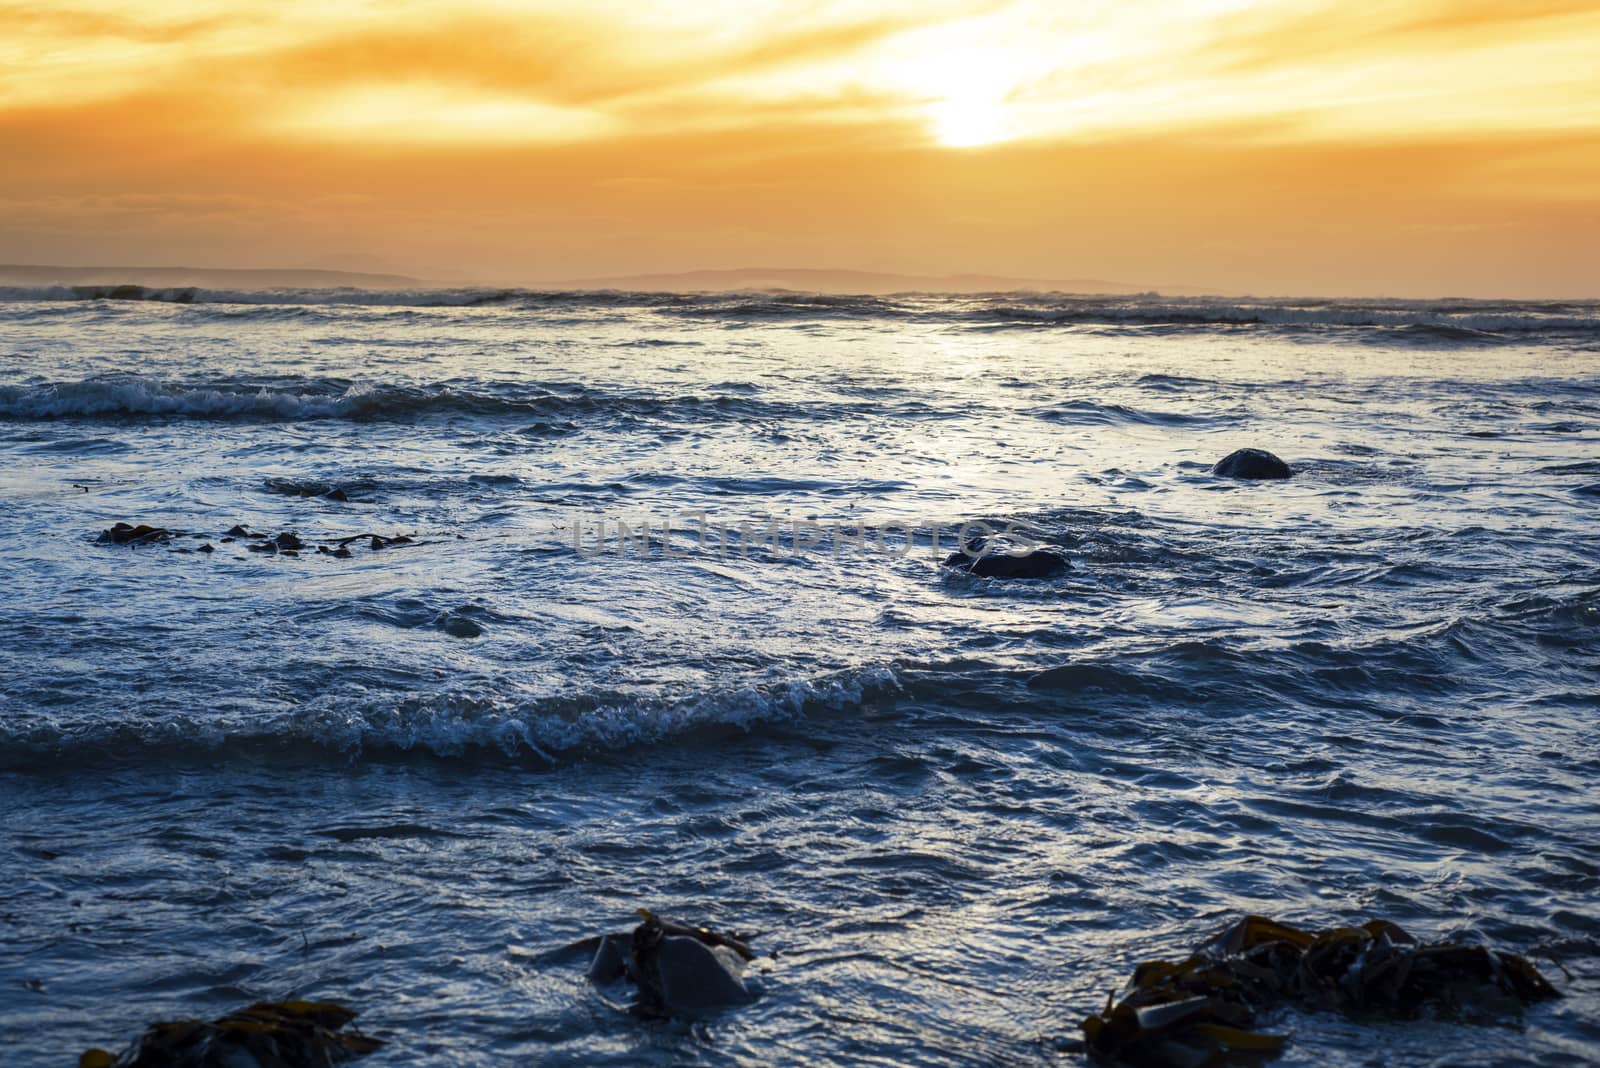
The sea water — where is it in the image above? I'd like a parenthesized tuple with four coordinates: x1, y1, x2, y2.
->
(1, 288, 1596, 1064)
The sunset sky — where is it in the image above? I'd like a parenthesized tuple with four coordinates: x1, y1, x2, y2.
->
(3, 1, 1597, 296)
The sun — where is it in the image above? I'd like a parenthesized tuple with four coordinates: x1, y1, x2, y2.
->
(930, 95, 1011, 148)
(868, 19, 1031, 149)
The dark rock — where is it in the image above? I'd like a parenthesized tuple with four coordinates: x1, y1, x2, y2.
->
(1213, 448, 1292, 480)
(225, 525, 251, 538)
(332, 547, 353, 559)
(264, 479, 325, 498)
(274, 532, 305, 551)
(436, 614, 483, 639)
(325, 488, 349, 502)
(197, 544, 214, 553)
(943, 546, 1070, 579)
(629, 912, 757, 1018)
(587, 935, 629, 984)
(1082, 915, 1561, 1067)
(247, 541, 277, 554)
(81, 999, 382, 1068)
(574, 911, 760, 1019)
(98, 523, 173, 545)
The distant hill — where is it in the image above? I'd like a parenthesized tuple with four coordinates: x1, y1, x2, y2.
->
(557, 267, 1217, 296)
(0, 264, 427, 289)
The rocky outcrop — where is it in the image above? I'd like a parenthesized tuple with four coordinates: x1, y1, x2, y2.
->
(1213, 448, 1292, 479)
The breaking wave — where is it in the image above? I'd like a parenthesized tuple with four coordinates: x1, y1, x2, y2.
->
(0, 375, 838, 423)
(1, 285, 1596, 339)
(0, 667, 901, 769)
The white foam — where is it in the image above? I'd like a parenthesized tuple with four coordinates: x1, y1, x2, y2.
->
(0, 377, 360, 419)
(0, 667, 901, 766)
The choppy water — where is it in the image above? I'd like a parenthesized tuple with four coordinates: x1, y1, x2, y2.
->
(1, 288, 1597, 1065)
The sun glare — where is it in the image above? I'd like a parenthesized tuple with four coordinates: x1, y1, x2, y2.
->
(870, 20, 1030, 149)
(930, 95, 1010, 148)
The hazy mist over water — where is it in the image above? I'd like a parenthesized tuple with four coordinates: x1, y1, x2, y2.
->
(1, 289, 1597, 1064)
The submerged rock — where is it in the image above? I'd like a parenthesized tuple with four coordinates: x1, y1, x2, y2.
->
(580, 910, 760, 1018)
(97, 523, 173, 545)
(263, 479, 352, 502)
(943, 547, 1070, 578)
(436, 612, 484, 639)
(941, 532, 1070, 579)
(1081, 915, 1561, 1066)
(80, 999, 382, 1068)
(1213, 448, 1292, 480)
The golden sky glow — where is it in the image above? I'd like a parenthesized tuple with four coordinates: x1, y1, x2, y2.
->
(3, 1, 1598, 295)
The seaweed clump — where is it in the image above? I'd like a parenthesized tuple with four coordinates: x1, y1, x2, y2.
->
(79, 999, 382, 1068)
(1082, 916, 1561, 1066)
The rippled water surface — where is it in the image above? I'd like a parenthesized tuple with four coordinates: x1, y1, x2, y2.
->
(1, 289, 1597, 1065)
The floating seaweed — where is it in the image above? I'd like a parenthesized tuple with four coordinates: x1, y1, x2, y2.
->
(79, 999, 382, 1068)
(1081, 916, 1561, 1066)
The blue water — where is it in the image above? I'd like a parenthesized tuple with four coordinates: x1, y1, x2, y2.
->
(1, 288, 1597, 1065)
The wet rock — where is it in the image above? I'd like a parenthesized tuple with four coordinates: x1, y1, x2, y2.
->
(369, 534, 413, 550)
(275, 532, 305, 551)
(943, 546, 1070, 578)
(631, 912, 756, 1018)
(1081, 915, 1561, 1067)
(197, 543, 214, 553)
(332, 547, 353, 559)
(580, 910, 760, 1019)
(436, 613, 484, 639)
(97, 523, 173, 546)
(1213, 448, 1292, 480)
(587, 934, 629, 984)
(247, 541, 278, 554)
(264, 478, 353, 501)
(226, 525, 252, 538)
(81, 999, 382, 1067)
(941, 532, 1070, 579)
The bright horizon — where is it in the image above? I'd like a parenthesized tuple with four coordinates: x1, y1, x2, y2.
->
(4, 0, 1598, 298)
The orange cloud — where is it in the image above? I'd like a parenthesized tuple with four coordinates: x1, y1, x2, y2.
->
(1, 1, 1596, 296)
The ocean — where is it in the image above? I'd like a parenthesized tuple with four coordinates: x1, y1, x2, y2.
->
(1, 287, 1596, 1065)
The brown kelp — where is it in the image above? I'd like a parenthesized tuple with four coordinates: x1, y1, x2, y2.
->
(79, 999, 382, 1068)
(1082, 916, 1561, 1066)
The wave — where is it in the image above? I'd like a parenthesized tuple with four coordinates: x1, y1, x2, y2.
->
(0, 666, 900, 769)
(1030, 400, 1221, 427)
(0, 374, 863, 424)
(959, 298, 1600, 337)
(1, 285, 1596, 338)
